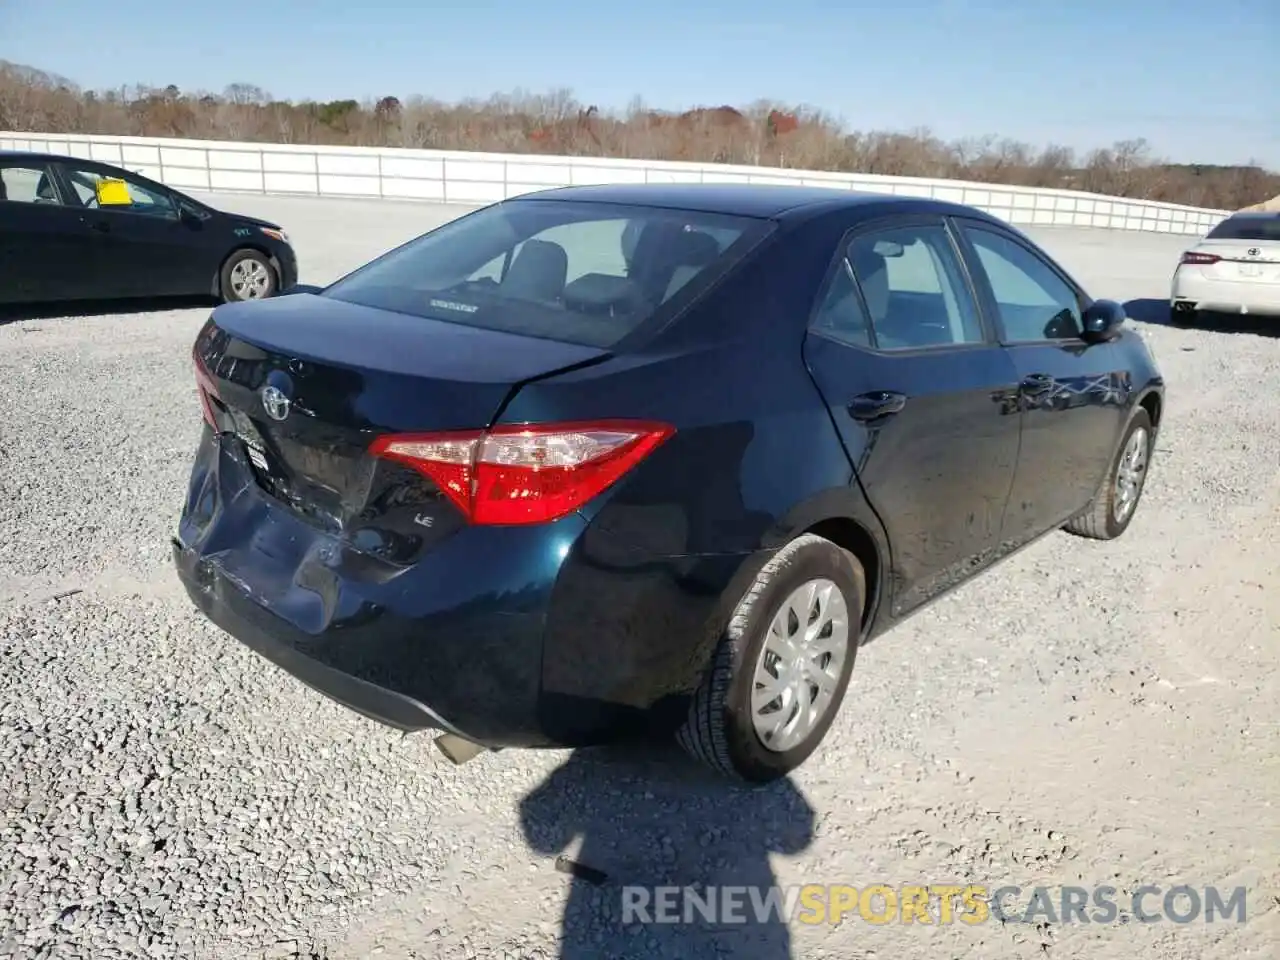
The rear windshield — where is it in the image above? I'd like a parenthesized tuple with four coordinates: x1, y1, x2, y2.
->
(322, 199, 771, 348)
(1206, 215, 1280, 241)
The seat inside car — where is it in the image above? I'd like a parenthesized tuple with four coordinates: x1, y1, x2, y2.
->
(628, 223, 722, 303)
(851, 242, 963, 349)
(662, 230, 722, 300)
(499, 239, 569, 303)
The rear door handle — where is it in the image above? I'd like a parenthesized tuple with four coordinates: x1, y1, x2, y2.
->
(1020, 373, 1054, 396)
(82, 218, 110, 233)
(849, 390, 907, 421)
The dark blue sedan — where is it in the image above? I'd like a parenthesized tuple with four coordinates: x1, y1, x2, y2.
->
(173, 183, 1164, 783)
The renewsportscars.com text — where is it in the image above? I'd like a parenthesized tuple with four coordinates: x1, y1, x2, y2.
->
(620, 884, 1249, 926)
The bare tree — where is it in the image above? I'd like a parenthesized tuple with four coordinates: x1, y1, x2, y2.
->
(223, 83, 268, 107)
(0, 65, 1274, 208)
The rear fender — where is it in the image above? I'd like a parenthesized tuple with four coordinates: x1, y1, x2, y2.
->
(763, 486, 893, 638)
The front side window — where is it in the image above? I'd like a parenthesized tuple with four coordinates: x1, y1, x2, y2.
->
(323, 200, 771, 348)
(59, 164, 177, 219)
(0, 163, 61, 205)
(961, 226, 1082, 341)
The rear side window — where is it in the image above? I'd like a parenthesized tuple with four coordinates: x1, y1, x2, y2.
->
(1205, 215, 1280, 242)
(812, 259, 873, 348)
(323, 200, 771, 348)
(844, 224, 984, 350)
(0, 163, 59, 205)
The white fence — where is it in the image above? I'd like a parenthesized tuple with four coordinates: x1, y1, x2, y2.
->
(1, 131, 1229, 236)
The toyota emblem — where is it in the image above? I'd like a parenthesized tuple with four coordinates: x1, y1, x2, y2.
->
(1247, 247, 1261, 257)
(261, 384, 291, 421)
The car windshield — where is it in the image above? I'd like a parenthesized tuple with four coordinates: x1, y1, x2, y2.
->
(322, 199, 771, 348)
(1206, 216, 1280, 242)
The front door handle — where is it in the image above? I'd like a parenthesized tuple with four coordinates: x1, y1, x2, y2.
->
(82, 218, 110, 233)
(849, 390, 907, 421)
(1020, 373, 1054, 397)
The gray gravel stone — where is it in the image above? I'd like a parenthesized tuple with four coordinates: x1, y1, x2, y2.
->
(1, 199, 1276, 960)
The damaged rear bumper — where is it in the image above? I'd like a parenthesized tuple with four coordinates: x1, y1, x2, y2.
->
(172, 537, 483, 742)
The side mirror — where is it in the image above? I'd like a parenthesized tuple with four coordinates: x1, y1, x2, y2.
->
(1081, 299, 1126, 343)
(177, 204, 201, 225)
(282, 282, 325, 296)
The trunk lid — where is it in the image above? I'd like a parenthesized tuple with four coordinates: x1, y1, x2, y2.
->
(195, 294, 606, 558)
(1190, 238, 1280, 284)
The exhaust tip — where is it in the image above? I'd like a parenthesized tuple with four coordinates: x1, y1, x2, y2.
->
(434, 732, 488, 766)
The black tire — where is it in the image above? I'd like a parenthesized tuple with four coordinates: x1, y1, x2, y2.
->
(1063, 408, 1154, 541)
(219, 249, 277, 303)
(1169, 303, 1197, 326)
(676, 533, 865, 783)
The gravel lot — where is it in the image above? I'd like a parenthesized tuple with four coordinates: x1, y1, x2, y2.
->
(1, 193, 1277, 960)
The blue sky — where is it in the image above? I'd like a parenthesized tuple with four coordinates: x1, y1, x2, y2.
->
(2, 0, 1275, 167)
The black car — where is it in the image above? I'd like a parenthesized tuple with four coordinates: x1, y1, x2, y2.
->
(174, 183, 1164, 783)
(0, 150, 298, 306)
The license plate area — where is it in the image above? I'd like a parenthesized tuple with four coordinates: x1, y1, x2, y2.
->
(225, 409, 275, 475)
(242, 437, 271, 473)
(220, 410, 350, 533)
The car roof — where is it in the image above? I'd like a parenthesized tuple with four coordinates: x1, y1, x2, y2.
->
(515, 181, 965, 220)
(1222, 210, 1279, 220)
(1, 150, 1001, 224)
(1, 149, 87, 163)
(0, 150, 132, 173)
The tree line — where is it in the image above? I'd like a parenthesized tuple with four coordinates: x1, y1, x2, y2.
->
(1, 62, 1275, 211)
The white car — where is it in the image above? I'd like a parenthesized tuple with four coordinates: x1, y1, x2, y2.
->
(1170, 212, 1280, 323)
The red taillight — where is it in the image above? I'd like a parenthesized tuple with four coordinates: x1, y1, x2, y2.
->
(370, 420, 676, 525)
(1181, 251, 1221, 265)
(192, 343, 220, 429)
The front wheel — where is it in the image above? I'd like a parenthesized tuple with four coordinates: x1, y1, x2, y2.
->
(220, 249, 277, 303)
(1063, 407, 1154, 540)
(676, 534, 865, 783)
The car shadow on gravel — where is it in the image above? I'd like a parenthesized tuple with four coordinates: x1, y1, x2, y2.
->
(0, 295, 216, 326)
(1125, 298, 1280, 338)
(519, 741, 815, 959)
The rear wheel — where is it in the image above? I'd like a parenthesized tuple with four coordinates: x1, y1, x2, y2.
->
(1063, 408, 1154, 540)
(220, 249, 277, 303)
(676, 534, 864, 783)
(1170, 301, 1198, 326)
